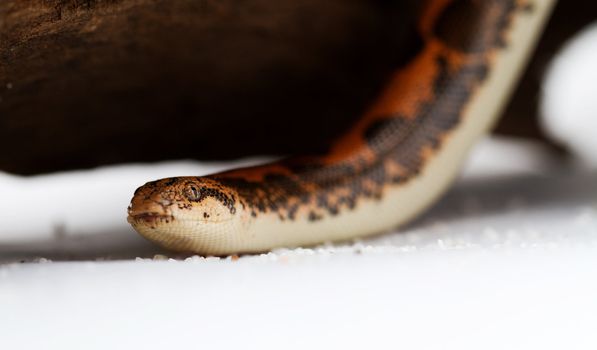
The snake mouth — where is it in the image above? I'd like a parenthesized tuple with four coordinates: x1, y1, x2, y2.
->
(127, 212, 175, 225)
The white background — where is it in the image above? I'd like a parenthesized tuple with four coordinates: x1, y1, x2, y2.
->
(1, 137, 596, 350)
(2, 20, 597, 350)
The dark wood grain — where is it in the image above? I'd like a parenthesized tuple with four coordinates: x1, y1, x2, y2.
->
(0, 0, 421, 175)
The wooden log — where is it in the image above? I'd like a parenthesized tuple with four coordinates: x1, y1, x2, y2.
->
(0, 0, 422, 175)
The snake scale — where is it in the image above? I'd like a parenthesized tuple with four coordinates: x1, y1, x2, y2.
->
(128, 0, 555, 255)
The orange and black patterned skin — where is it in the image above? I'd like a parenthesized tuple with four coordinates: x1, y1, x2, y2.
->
(128, 0, 549, 253)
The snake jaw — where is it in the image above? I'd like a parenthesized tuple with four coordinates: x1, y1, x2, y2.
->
(127, 212, 174, 226)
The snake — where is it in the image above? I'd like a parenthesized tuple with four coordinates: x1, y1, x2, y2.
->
(127, 0, 556, 255)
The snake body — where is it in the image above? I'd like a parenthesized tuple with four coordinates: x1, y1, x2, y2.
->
(128, 0, 555, 255)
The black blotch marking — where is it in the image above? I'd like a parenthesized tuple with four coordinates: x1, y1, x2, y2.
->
(164, 177, 180, 186)
(433, 0, 518, 53)
(364, 117, 414, 152)
(308, 212, 323, 222)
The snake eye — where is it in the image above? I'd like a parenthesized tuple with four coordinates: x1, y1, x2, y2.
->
(186, 186, 202, 201)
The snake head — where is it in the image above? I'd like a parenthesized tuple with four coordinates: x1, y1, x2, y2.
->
(127, 176, 242, 253)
